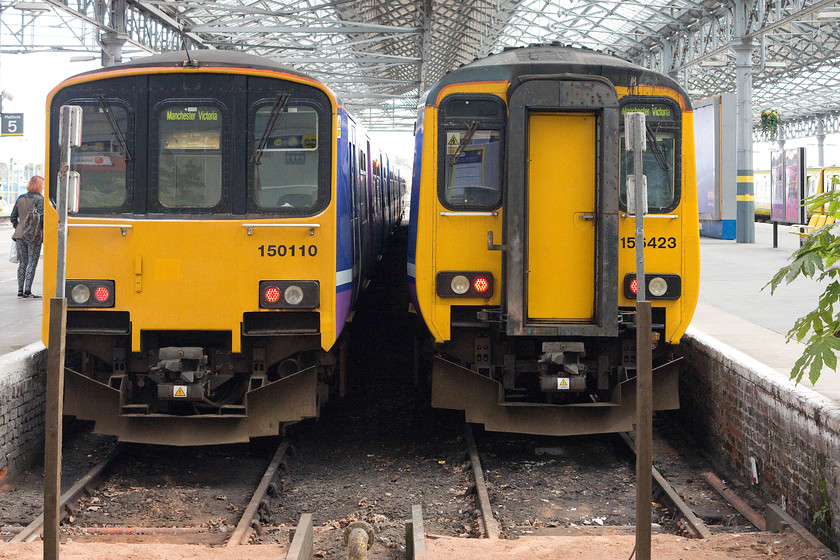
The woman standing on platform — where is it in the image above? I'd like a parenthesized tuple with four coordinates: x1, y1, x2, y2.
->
(10, 175, 44, 299)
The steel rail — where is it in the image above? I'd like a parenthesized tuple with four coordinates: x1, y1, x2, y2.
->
(463, 423, 500, 539)
(226, 440, 290, 546)
(619, 432, 713, 539)
(703, 471, 766, 531)
(10, 445, 122, 543)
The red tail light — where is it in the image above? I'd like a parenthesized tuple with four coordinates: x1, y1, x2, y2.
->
(629, 278, 638, 295)
(264, 286, 281, 304)
(473, 276, 490, 293)
(94, 286, 111, 302)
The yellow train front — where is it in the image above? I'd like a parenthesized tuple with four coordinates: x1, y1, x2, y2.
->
(408, 45, 700, 436)
(42, 51, 392, 445)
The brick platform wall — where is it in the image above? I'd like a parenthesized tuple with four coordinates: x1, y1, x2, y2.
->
(680, 328, 840, 550)
(0, 343, 47, 481)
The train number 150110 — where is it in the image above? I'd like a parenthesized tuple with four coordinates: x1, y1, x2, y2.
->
(258, 244, 318, 257)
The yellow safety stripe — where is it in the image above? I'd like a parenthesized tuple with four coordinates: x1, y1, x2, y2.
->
(736, 176, 754, 183)
(736, 194, 755, 202)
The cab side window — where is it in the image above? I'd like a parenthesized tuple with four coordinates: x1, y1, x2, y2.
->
(619, 100, 682, 213)
(438, 96, 505, 210)
(70, 100, 132, 212)
(252, 102, 320, 210)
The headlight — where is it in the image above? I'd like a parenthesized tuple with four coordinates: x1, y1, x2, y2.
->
(284, 285, 305, 305)
(450, 275, 470, 295)
(70, 284, 91, 304)
(648, 277, 668, 297)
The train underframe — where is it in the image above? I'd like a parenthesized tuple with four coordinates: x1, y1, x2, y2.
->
(62, 325, 337, 445)
(429, 306, 681, 437)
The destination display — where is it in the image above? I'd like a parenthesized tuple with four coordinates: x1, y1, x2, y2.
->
(621, 103, 675, 121)
(160, 106, 222, 150)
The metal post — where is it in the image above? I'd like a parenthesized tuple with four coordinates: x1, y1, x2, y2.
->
(44, 106, 82, 560)
(43, 299, 67, 560)
(734, 1, 755, 243)
(817, 120, 825, 168)
(626, 111, 652, 560)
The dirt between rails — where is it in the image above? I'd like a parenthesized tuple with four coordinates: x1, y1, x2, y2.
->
(254, 389, 474, 559)
(478, 414, 756, 539)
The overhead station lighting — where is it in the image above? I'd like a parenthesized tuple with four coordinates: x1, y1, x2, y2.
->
(817, 10, 840, 19)
(12, 2, 51, 11)
(700, 60, 727, 67)
(764, 61, 788, 68)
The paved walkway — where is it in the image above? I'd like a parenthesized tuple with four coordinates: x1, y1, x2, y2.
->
(691, 221, 840, 401)
(0, 219, 44, 356)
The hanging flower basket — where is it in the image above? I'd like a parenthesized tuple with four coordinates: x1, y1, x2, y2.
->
(760, 109, 780, 141)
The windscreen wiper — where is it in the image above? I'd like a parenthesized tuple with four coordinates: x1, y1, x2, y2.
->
(252, 92, 291, 165)
(448, 120, 479, 167)
(646, 124, 671, 171)
(97, 95, 132, 162)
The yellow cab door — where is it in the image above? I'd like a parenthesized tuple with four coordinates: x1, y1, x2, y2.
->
(504, 77, 619, 337)
(527, 112, 596, 321)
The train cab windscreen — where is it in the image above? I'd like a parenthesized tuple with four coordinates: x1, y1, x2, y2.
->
(157, 104, 224, 208)
(252, 103, 320, 210)
(619, 101, 681, 212)
(70, 101, 131, 211)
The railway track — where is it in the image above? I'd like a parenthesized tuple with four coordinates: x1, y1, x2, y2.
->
(0, 437, 292, 546)
(461, 423, 764, 541)
(5, 447, 121, 543)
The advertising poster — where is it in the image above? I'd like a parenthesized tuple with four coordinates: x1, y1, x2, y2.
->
(770, 150, 785, 222)
(785, 148, 804, 223)
(694, 104, 716, 217)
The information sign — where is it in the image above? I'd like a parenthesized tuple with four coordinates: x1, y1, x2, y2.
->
(1, 113, 23, 136)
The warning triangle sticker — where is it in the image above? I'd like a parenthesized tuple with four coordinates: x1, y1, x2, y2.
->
(174, 386, 187, 397)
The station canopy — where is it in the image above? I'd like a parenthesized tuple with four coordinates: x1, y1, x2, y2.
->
(3, 0, 840, 135)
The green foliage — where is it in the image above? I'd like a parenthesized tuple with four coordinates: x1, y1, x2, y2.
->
(766, 188, 840, 384)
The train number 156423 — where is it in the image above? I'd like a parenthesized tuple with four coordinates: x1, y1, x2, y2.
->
(620, 236, 676, 249)
(258, 244, 318, 257)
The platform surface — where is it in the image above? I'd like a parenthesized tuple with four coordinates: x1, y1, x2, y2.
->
(0, 219, 838, 401)
(0, 219, 43, 356)
(691, 221, 840, 402)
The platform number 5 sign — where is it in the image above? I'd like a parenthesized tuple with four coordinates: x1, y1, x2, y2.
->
(1, 113, 23, 136)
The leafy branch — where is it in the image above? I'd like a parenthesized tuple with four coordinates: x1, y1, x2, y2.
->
(766, 188, 840, 384)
